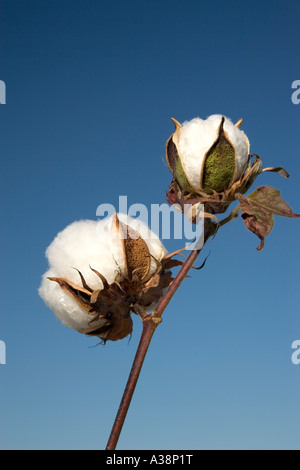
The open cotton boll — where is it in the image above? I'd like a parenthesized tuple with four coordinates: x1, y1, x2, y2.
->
(39, 218, 120, 333)
(39, 214, 168, 336)
(166, 113, 279, 218)
(178, 115, 250, 192)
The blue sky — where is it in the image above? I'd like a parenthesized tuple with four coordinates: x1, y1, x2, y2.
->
(0, 0, 299, 450)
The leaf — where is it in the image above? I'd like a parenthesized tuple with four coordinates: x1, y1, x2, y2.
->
(162, 258, 185, 270)
(237, 186, 300, 251)
(261, 167, 290, 178)
(247, 186, 299, 217)
(140, 271, 174, 308)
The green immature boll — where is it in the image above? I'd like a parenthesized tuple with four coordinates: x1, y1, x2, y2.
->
(166, 115, 250, 194)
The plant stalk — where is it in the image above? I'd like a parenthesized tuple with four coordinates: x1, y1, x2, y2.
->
(106, 315, 159, 450)
(106, 250, 200, 450)
(105, 213, 238, 449)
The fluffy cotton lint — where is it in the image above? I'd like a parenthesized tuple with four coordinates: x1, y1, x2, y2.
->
(178, 115, 250, 192)
(39, 214, 167, 333)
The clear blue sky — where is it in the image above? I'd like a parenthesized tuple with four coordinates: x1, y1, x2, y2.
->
(0, 0, 299, 450)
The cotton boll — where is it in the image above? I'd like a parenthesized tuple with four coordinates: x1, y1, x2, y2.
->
(39, 214, 168, 338)
(178, 115, 250, 192)
(166, 114, 255, 215)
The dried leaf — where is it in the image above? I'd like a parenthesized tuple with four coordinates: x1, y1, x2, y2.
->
(140, 271, 174, 308)
(247, 186, 299, 217)
(87, 317, 133, 342)
(162, 258, 185, 270)
(192, 253, 210, 270)
(237, 186, 300, 250)
(261, 167, 290, 178)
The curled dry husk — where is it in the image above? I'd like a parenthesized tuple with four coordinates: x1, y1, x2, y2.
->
(40, 214, 183, 342)
(166, 115, 289, 217)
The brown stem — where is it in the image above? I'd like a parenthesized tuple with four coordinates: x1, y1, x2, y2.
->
(106, 315, 159, 450)
(105, 221, 214, 450)
(154, 247, 202, 319)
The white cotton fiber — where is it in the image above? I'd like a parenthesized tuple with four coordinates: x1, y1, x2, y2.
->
(178, 115, 250, 192)
(39, 214, 167, 333)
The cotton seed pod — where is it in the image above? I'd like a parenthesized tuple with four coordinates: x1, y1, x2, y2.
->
(39, 213, 176, 342)
(165, 115, 269, 216)
(166, 115, 250, 194)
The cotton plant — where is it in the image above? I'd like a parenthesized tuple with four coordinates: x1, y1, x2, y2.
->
(39, 114, 299, 449)
(39, 213, 182, 342)
(166, 115, 298, 249)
